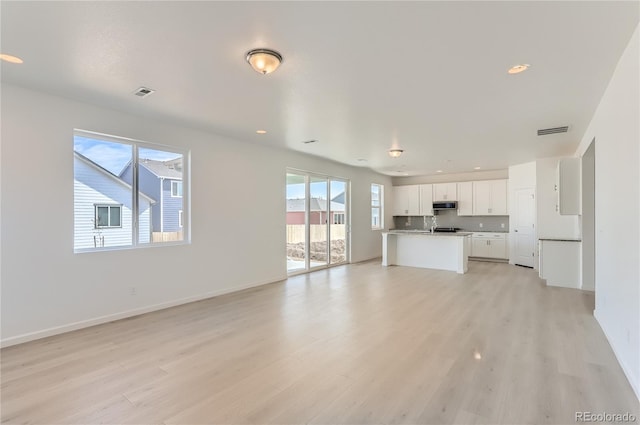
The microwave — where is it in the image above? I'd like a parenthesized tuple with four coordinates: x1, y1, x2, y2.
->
(432, 201, 457, 210)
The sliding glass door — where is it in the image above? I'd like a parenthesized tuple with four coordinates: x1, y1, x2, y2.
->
(286, 170, 349, 274)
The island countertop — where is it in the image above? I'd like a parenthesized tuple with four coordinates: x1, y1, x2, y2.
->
(384, 230, 473, 237)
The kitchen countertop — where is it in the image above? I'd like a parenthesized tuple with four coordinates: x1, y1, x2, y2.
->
(385, 230, 472, 236)
(539, 238, 582, 242)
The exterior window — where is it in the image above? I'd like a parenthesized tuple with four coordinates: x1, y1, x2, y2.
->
(95, 204, 122, 228)
(74, 130, 189, 252)
(332, 213, 345, 224)
(171, 181, 183, 197)
(371, 184, 383, 230)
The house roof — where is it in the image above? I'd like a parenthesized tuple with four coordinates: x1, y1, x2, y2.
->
(287, 198, 345, 213)
(139, 158, 183, 179)
(74, 152, 156, 203)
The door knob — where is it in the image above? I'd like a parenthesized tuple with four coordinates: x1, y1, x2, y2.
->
(515, 229, 518, 232)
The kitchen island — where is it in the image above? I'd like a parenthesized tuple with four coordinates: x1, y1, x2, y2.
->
(382, 230, 472, 274)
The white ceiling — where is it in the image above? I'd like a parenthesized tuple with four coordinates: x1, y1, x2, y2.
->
(2, 1, 638, 176)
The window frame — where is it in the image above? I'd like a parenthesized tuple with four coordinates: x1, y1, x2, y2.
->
(74, 129, 190, 253)
(94, 204, 123, 228)
(171, 180, 183, 198)
(179, 210, 184, 228)
(371, 183, 384, 230)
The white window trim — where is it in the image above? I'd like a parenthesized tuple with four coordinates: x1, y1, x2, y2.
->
(94, 204, 122, 228)
(74, 129, 190, 253)
(371, 183, 383, 230)
(171, 180, 183, 198)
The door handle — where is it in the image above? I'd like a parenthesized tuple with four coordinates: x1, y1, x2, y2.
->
(515, 229, 518, 232)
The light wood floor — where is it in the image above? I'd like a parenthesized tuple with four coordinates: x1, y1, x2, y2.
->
(2, 261, 638, 424)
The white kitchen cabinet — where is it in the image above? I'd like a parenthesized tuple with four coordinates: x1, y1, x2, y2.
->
(457, 182, 473, 216)
(433, 183, 457, 201)
(392, 185, 420, 216)
(470, 232, 509, 259)
(539, 239, 581, 288)
(419, 184, 433, 216)
(472, 179, 508, 215)
(557, 158, 581, 215)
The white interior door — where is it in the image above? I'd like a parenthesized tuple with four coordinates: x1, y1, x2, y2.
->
(513, 188, 536, 267)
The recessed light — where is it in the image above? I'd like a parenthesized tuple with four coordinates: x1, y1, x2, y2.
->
(256, 130, 267, 134)
(302, 139, 318, 144)
(388, 149, 404, 158)
(508, 64, 530, 74)
(0, 54, 23, 64)
(357, 158, 367, 162)
(436, 170, 443, 173)
(474, 167, 481, 170)
(474, 350, 482, 360)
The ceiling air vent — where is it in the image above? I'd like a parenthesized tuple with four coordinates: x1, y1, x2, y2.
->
(537, 126, 569, 136)
(133, 87, 155, 98)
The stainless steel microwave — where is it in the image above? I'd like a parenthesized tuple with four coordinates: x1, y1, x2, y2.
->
(432, 201, 457, 210)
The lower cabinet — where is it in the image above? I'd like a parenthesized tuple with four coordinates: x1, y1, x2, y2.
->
(470, 233, 508, 259)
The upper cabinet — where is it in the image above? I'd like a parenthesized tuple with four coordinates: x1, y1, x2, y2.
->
(433, 183, 457, 201)
(392, 185, 420, 216)
(557, 158, 581, 215)
(472, 179, 508, 216)
(419, 184, 433, 216)
(457, 182, 473, 216)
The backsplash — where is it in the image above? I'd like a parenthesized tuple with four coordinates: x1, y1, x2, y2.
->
(392, 210, 509, 232)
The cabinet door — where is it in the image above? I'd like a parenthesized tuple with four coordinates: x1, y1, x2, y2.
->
(392, 186, 410, 216)
(473, 181, 492, 215)
(419, 184, 433, 216)
(407, 185, 420, 215)
(433, 183, 457, 201)
(489, 238, 507, 259)
(490, 180, 508, 215)
(457, 182, 473, 216)
(471, 238, 490, 257)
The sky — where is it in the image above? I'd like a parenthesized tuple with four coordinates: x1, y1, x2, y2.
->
(287, 180, 346, 200)
(74, 135, 181, 175)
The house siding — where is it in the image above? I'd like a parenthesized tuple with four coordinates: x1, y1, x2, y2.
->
(163, 179, 183, 232)
(74, 158, 152, 249)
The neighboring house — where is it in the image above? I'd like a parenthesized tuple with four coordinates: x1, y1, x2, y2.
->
(286, 197, 346, 225)
(74, 152, 155, 249)
(120, 157, 183, 233)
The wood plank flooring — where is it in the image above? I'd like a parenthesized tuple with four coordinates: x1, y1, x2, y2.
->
(2, 261, 638, 424)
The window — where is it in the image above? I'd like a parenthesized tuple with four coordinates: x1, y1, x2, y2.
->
(95, 204, 122, 228)
(74, 130, 189, 252)
(171, 181, 183, 197)
(332, 213, 345, 224)
(371, 184, 383, 230)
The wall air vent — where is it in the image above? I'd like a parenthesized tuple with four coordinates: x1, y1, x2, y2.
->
(537, 126, 569, 136)
(133, 87, 155, 98)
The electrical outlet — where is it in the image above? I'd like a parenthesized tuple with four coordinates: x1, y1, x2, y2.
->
(501, 223, 505, 229)
(479, 223, 483, 228)
(130, 287, 137, 296)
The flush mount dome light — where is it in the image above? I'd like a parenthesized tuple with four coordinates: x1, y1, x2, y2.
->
(246, 48, 283, 75)
(508, 63, 530, 74)
(388, 149, 404, 158)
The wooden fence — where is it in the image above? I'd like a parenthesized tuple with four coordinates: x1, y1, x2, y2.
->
(286, 225, 346, 244)
(152, 231, 184, 243)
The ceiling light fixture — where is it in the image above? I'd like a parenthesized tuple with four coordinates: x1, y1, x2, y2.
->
(474, 166, 481, 170)
(246, 48, 283, 75)
(388, 149, 404, 158)
(436, 170, 443, 173)
(0, 53, 23, 64)
(256, 130, 267, 134)
(508, 63, 530, 74)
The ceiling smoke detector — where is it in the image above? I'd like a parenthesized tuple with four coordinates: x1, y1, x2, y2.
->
(537, 126, 569, 136)
(133, 87, 155, 98)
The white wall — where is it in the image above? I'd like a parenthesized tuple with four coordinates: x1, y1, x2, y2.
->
(0, 83, 393, 346)
(581, 141, 595, 291)
(508, 161, 537, 268)
(393, 169, 507, 186)
(535, 157, 581, 240)
(574, 25, 639, 399)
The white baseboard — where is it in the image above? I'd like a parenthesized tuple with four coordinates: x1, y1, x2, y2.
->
(0, 275, 287, 348)
(594, 309, 640, 402)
